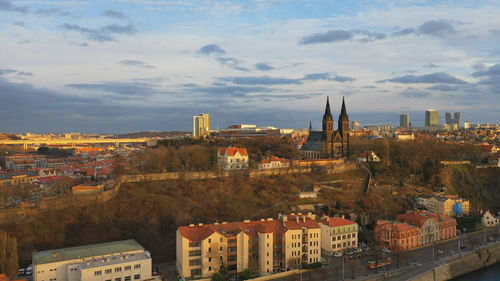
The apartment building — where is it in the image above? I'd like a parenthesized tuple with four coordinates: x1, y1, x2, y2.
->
(217, 147, 249, 170)
(318, 217, 358, 255)
(416, 195, 470, 216)
(176, 213, 321, 280)
(396, 211, 456, 245)
(32, 240, 154, 281)
(482, 210, 499, 227)
(374, 220, 420, 251)
(3, 154, 46, 170)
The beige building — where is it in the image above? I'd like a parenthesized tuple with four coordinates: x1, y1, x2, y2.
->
(482, 210, 499, 227)
(319, 217, 358, 256)
(417, 195, 470, 216)
(258, 156, 290, 170)
(176, 213, 321, 280)
(33, 240, 154, 281)
(193, 113, 210, 138)
(217, 147, 249, 170)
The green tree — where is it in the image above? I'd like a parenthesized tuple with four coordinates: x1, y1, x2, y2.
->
(0, 230, 19, 278)
(239, 268, 254, 280)
(211, 272, 226, 281)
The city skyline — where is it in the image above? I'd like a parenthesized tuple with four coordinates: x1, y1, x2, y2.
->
(1, 0, 500, 133)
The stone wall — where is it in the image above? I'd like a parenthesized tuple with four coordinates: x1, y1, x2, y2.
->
(410, 242, 500, 281)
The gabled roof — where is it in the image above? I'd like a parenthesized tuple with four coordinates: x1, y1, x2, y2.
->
(320, 217, 356, 228)
(218, 147, 248, 157)
(260, 156, 290, 164)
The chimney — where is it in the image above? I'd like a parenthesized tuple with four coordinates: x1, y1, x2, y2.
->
(222, 222, 227, 224)
(342, 215, 345, 219)
(214, 222, 219, 225)
(302, 216, 306, 222)
(282, 215, 288, 222)
(189, 224, 195, 227)
(267, 218, 273, 221)
(198, 223, 204, 226)
(261, 219, 265, 221)
(244, 219, 250, 223)
(296, 217, 299, 223)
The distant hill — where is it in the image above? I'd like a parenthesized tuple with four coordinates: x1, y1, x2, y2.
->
(116, 131, 190, 138)
(0, 133, 21, 140)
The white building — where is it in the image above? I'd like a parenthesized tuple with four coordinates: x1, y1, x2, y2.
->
(217, 147, 249, 170)
(193, 114, 210, 138)
(357, 151, 380, 163)
(33, 240, 155, 281)
(482, 210, 500, 227)
(319, 217, 358, 256)
(258, 156, 290, 170)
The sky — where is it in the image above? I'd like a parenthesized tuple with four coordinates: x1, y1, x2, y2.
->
(1, 0, 500, 134)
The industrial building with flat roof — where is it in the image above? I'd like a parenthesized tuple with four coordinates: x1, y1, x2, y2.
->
(33, 240, 156, 281)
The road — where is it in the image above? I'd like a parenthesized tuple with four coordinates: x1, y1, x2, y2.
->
(273, 230, 495, 281)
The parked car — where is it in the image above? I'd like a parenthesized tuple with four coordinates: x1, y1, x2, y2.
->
(18, 268, 25, 276)
(354, 247, 363, 253)
(26, 265, 33, 275)
(382, 248, 390, 253)
(436, 250, 444, 255)
(334, 252, 343, 258)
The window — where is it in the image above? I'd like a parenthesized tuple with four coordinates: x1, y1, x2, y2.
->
(115, 278, 122, 281)
(134, 265, 140, 270)
(208, 239, 211, 243)
(208, 267, 212, 272)
(352, 233, 356, 238)
(105, 269, 112, 274)
(189, 259, 201, 266)
(190, 269, 201, 277)
(189, 250, 201, 257)
(125, 277, 131, 281)
(189, 242, 201, 247)
(332, 236, 336, 241)
(95, 270, 102, 276)
(125, 266, 131, 271)
(220, 238, 223, 243)
(208, 257, 212, 262)
(115, 268, 122, 272)
(134, 275, 140, 280)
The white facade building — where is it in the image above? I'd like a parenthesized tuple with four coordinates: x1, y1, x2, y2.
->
(482, 210, 500, 227)
(33, 240, 154, 281)
(258, 156, 290, 170)
(217, 147, 249, 170)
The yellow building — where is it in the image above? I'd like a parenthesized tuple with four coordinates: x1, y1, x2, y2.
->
(176, 213, 321, 280)
(319, 217, 358, 256)
(420, 195, 470, 216)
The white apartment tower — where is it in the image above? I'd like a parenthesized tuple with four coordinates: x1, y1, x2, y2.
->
(193, 114, 210, 138)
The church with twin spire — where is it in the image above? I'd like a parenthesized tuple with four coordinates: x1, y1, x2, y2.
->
(301, 97, 350, 159)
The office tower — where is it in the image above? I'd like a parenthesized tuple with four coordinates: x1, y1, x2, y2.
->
(400, 114, 410, 128)
(193, 113, 210, 137)
(425, 109, 438, 127)
(445, 112, 453, 126)
(464, 121, 470, 130)
(454, 112, 461, 126)
(351, 121, 360, 131)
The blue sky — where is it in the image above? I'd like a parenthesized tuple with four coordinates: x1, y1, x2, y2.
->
(1, 0, 500, 133)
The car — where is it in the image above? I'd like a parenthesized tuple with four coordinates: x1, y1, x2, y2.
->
(382, 248, 390, 253)
(488, 236, 495, 242)
(436, 250, 444, 255)
(334, 252, 343, 258)
(459, 244, 466, 249)
(18, 269, 25, 276)
(354, 247, 363, 253)
(26, 266, 33, 275)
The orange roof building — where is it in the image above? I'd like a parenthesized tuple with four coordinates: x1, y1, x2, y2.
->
(176, 213, 321, 280)
(258, 156, 291, 170)
(217, 147, 249, 170)
(374, 220, 420, 250)
(319, 216, 359, 255)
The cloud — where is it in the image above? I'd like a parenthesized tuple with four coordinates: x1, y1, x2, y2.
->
(35, 8, 70, 17)
(198, 44, 226, 55)
(219, 76, 301, 86)
(103, 9, 126, 19)
(0, 69, 17, 75)
(417, 20, 456, 37)
(119, 60, 155, 69)
(392, 28, 415, 36)
(425, 63, 438, 68)
(61, 23, 137, 42)
(67, 81, 158, 96)
(472, 63, 500, 78)
(0, 68, 33, 77)
(300, 29, 352, 44)
(302, 72, 355, 82)
(255, 63, 274, 71)
(0, 0, 28, 13)
(399, 88, 431, 98)
(471, 63, 500, 93)
(12, 21, 24, 27)
(427, 84, 461, 91)
(216, 57, 248, 71)
(379, 72, 467, 84)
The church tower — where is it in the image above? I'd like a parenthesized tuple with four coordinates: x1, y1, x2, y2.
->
(338, 97, 350, 157)
(322, 96, 334, 156)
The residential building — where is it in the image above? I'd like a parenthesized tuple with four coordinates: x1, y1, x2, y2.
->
(396, 211, 456, 245)
(219, 125, 280, 138)
(482, 210, 500, 227)
(454, 112, 461, 126)
(400, 114, 410, 128)
(217, 147, 249, 170)
(193, 113, 210, 138)
(351, 121, 360, 131)
(176, 213, 321, 280)
(3, 154, 46, 170)
(318, 217, 358, 255)
(416, 195, 470, 216)
(464, 121, 470, 130)
(357, 151, 380, 163)
(32, 240, 153, 281)
(374, 220, 420, 251)
(258, 156, 290, 170)
(425, 109, 438, 127)
(0, 274, 25, 281)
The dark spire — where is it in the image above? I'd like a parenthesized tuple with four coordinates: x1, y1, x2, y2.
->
(324, 96, 332, 117)
(309, 120, 312, 131)
(340, 96, 347, 117)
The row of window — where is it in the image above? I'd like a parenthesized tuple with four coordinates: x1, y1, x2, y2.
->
(331, 233, 356, 241)
(45, 275, 139, 281)
(309, 233, 319, 238)
(331, 240, 357, 249)
(94, 265, 141, 276)
(291, 234, 301, 239)
(309, 249, 319, 255)
(309, 241, 318, 247)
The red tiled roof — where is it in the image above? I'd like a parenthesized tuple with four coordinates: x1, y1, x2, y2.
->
(321, 217, 357, 228)
(284, 215, 320, 229)
(219, 147, 248, 157)
(260, 156, 290, 164)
